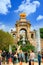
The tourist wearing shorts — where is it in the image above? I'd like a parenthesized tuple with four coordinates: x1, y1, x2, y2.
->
(29, 50, 35, 65)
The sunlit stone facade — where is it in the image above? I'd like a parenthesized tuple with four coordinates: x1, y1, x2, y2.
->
(11, 13, 43, 51)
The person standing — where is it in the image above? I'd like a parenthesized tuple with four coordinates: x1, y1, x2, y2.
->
(29, 50, 35, 65)
(38, 51, 41, 65)
(18, 50, 24, 65)
(25, 52, 28, 63)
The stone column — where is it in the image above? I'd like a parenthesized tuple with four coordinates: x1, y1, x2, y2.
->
(36, 29, 41, 52)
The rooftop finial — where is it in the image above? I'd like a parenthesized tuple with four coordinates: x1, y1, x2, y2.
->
(20, 13, 26, 18)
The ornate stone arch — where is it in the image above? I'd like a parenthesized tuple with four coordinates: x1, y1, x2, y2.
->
(19, 28, 27, 38)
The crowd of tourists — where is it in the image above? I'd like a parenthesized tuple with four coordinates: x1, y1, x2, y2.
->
(0, 50, 43, 65)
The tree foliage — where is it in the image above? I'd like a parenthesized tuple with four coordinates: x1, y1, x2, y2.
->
(17, 36, 35, 52)
(40, 28, 43, 38)
(0, 30, 14, 51)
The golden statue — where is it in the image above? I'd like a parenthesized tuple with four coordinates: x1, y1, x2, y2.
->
(20, 13, 26, 18)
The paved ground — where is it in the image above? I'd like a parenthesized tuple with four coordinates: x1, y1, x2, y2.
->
(2, 62, 43, 65)
(16, 62, 43, 65)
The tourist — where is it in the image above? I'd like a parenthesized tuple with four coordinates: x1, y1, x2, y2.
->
(2, 50, 6, 64)
(18, 50, 24, 65)
(8, 57, 13, 65)
(13, 51, 18, 63)
(8, 52, 13, 65)
(29, 50, 35, 65)
(38, 51, 41, 65)
(25, 52, 28, 63)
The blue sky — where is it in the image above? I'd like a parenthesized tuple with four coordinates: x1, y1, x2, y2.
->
(0, 0, 43, 32)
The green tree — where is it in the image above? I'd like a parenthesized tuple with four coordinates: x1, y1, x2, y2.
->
(17, 35, 35, 52)
(40, 28, 43, 38)
(0, 30, 14, 51)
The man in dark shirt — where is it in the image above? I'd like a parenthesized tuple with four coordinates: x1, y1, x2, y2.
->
(38, 51, 41, 65)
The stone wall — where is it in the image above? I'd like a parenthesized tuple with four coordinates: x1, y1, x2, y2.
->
(41, 39, 43, 51)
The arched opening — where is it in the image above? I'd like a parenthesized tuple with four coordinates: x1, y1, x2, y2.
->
(13, 34, 16, 38)
(19, 28, 27, 39)
(31, 34, 34, 39)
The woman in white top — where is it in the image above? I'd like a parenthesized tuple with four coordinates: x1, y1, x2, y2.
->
(29, 50, 35, 65)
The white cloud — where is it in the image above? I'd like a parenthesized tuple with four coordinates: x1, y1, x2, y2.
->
(0, 0, 11, 14)
(0, 22, 16, 32)
(31, 23, 43, 30)
(37, 15, 43, 20)
(15, 0, 40, 16)
(0, 22, 11, 32)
